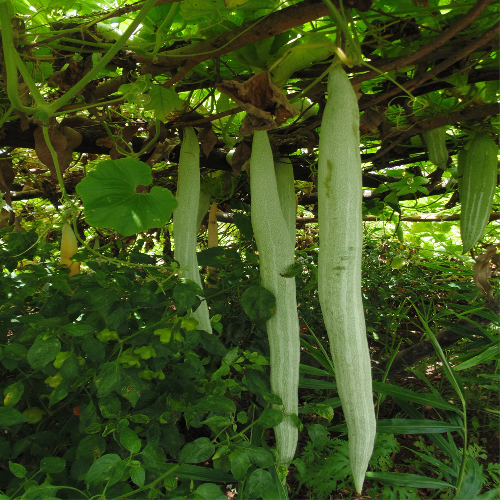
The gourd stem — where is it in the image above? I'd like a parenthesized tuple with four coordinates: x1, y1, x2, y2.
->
(0, 0, 36, 113)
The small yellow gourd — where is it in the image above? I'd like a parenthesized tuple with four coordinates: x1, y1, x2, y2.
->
(60, 223, 80, 277)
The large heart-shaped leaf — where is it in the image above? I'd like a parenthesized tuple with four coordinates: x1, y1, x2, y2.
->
(76, 158, 177, 236)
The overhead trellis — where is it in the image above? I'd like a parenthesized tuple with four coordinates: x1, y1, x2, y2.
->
(0, 0, 498, 221)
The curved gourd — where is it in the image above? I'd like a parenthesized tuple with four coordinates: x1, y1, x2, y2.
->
(173, 127, 212, 333)
(250, 131, 300, 466)
(317, 65, 376, 494)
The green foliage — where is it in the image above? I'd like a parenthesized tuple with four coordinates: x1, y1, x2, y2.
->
(76, 158, 178, 236)
(294, 430, 400, 498)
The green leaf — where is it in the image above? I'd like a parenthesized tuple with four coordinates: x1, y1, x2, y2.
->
(247, 468, 273, 497)
(99, 395, 122, 418)
(0, 407, 29, 428)
(258, 408, 283, 428)
(76, 158, 178, 236)
(232, 213, 253, 240)
(306, 403, 334, 421)
(197, 247, 241, 268)
(241, 285, 276, 323)
(245, 446, 274, 468)
(76, 435, 107, 461)
(27, 337, 60, 370)
(22, 485, 61, 500)
(173, 280, 203, 314)
(48, 380, 70, 407)
(144, 85, 183, 119)
(85, 454, 122, 485)
(40, 457, 66, 473)
(94, 362, 121, 398)
(200, 331, 226, 357)
(373, 382, 459, 412)
(200, 415, 232, 427)
(307, 423, 328, 450)
(176, 464, 233, 482)
(270, 34, 334, 87)
(453, 341, 500, 371)
(9, 461, 27, 478)
(196, 394, 236, 414)
(180, 0, 226, 20)
(454, 457, 483, 500)
(195, 483, 227, 500)
(230, 452, 251, 480)
(178, 437, 215, 464)
(129, 414, 150, 424)
(377, 419, 462, 434)
(365, 471, 451, 489)
(3, 381, 24, 407)
(59, 323, 97, 337)
(141, 442, 167, 470)
(119, 373, 143, 407)
(243, 370, 270, 395)
(120, 427, 142, 454)
(82, 336, 105, 363)
(130, 465, 145, 487)
(91, 288, 119, 316)
(476, 489, 500, 500)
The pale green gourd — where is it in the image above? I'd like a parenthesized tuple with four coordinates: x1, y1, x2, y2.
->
(274, 158, 296, 249)
(460, 132, 498, 253)
(173, 127, 212, 333)
(250, 131, 300, 466)
(317, 65, 376, 494)
(197, 188, 211, 231)
(423, 127, 449, 169)
(456, 149, 467, 194)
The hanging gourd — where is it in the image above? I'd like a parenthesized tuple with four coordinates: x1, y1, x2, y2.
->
(317, 64, 376, 494)
(250, 131, 300, 467)
(60, 222, 80, 277)
(423, 127, 448, 169)
(274, 158, 296, 250)
(460, 132, 498, 253)
(173, 127, 212, 333)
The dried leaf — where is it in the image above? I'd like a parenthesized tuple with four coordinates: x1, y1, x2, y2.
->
(472, 245, 497, 302)
(61, 126, 83, 151)
(146, 142, 168, 167)
(217, 72, 297, 134)
(199, 127, 218, 158)
(412, 0, 429, 7)
(0, 208, 12, 229)
(295, 129, 317, 154)
(34, 126, 69, 180)
(360, 107, 385, 134)
(0, 159, 15, 193)
(231, 142, 251, 176)
(96, 136, 114, 148)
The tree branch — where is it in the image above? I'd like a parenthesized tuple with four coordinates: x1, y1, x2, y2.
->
(350, 0, 493, 86)
(133, 0, 372, 74)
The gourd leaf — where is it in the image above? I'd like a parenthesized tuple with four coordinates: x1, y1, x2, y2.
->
(76, 158, 177, 236)
(144, 85, 183, 119)
(270, 34, 334, 87)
